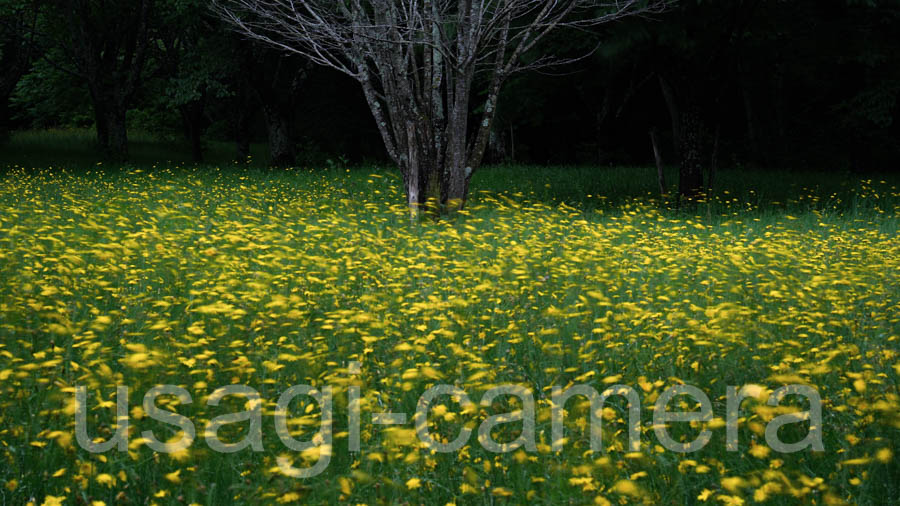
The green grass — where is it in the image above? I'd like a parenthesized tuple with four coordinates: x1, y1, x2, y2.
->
(0, 128, 271, 169)
(0, 130, 898, 505)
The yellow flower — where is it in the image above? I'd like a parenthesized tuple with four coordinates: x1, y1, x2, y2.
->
(95, 473, 116, 487)
(277, 493, 301, 503)
(749, 444, 770, 459)
(405, 477, 422, 490)
(164, 470, 181, 484)
(338, 476, 352, 496)
(491, 487, 513, 497)
(721, 476, 749, 493)
(613, 480, 640, 496)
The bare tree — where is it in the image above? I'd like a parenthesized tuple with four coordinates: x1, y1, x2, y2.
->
(213, 0, 664, 215)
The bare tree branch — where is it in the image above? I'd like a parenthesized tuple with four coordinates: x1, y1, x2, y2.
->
(212, 0, 668, 214)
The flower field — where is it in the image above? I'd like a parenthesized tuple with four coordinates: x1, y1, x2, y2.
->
(0, 166, 898, 505)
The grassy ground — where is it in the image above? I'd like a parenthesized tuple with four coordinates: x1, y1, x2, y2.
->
(0, 129, 271, 170)
(0, 131, 899, 505)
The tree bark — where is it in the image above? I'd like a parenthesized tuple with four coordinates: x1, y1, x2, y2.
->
(405, 120, 421, 216)
(741, 83, 759, 158)
(263, 104, 295, 167)
(90, 91, 111, 153)
(678, 104, 705, 198)
(180, 99, 205, 163)
(708, 124, 720, 196)
(234, 114, 251, 163)
(231, 79, 254, 162)
(89, 87, 128, 160)
(104, 103, 129, 161)
(658, 75, 681, 155)
(659, 73, 705, 198)
(650, 128, 666, 196)
(0, 97, 11, 142)
(595, 85, 612, 164)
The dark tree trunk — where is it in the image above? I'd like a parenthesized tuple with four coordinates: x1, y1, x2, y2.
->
(442, 83, 472, 211)
(486, 127, 507, 164)
(659, 73, 706, 199)
(772, 60, 786, 160)
(650, 128, 666, 196)
(240, 49, 307, 168)
(92, 98, 110, 153)
(89, 86, 127, 159)
(235, 119, 251, 163)
(0, 96, 10, 142)
(263, 105, 295, 167)
(189, 122, 203, 163)
(658, 75, 682, 155)
(708, 124, 720, 195)
(741, 83, 759, 158)
(595, 86, 611, 164)
(90, 88, 128, 160)
(232, 88, 254, 163)
(88, 89, 130, 160)
(444, 135, 470, 211)
(104, 104, 129, 161)
(678, 105, 705, 198)
(445, 163, 469, 210)
(180, 100, 205, 163)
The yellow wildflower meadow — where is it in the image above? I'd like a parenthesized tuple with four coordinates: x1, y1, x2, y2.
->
(0, 167, 898, 504)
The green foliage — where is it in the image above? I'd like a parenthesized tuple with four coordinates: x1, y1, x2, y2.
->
(10, 56, 93, 128)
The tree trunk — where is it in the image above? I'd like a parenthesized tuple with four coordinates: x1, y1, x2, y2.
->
(263, 105, 295, 167)
(89, 86, 128, 160)
(650, 128, 666, 196)
(509, 124, 515, 162)
(772, 60, 786, 161)
(445, 164, 470, 212)
(659, 73, 705, 199)
(232, 102, 252, 163)
(658, 75, 682, 155)
(235, 132, 251, 163)
(93, 101, 110, 153)
(678, 105, 705, 198)
(443, 88, 472, 212)
(180, 100, 205, 163)
(189, 122, 203, 164)
(741, 83, 759, 160)
(405, 121, 421, 216)
(104, 104, 129, 161)
(708, 124, 720, 196)
(0, 96, 10, 142)
(444, 119, 470, 212)
(486, 127, 507, 164)
(595, 85, 611, 164)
